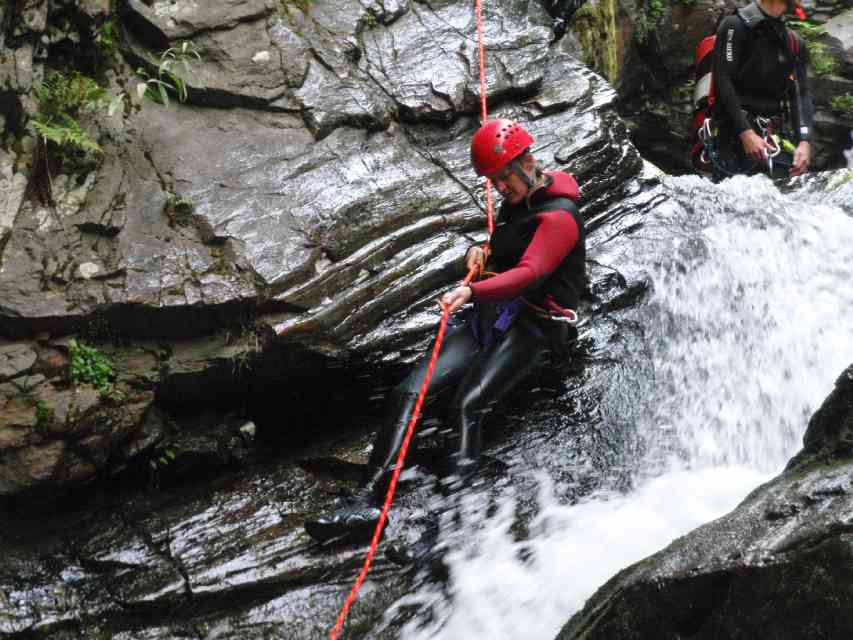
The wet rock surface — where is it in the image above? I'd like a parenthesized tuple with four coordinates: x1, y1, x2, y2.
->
(556, 363, 853, 640)
(0, 0, 642, 496)
(2, 0, 851, 637)
(0, 171, 663, 639)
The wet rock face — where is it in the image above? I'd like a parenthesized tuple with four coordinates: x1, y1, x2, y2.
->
(0, 0, 641, 495)
(0, 167, 662, 638)
(556, 364, 853, 640)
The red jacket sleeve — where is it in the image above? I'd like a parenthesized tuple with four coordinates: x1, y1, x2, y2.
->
(469, 210, 579, 302)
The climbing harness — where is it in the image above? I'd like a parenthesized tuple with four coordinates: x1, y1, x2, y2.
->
(697, 111, 798, 181)
(754, 116, 781, 175)
(328, 1, 496, 637)
(697, 116, 716, 170)
(479, 270, 580, 326)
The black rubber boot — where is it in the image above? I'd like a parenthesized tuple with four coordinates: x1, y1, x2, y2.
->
(304, 465, 387, 543)
(304, 489, 382, 543)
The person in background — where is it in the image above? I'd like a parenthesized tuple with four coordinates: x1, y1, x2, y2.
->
(712, 0, 815, 180)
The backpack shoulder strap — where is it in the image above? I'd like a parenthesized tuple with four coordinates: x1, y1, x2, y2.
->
(786, 28, 802, 58)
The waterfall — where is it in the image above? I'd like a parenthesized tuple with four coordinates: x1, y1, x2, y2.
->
(389, 173, 853, 639)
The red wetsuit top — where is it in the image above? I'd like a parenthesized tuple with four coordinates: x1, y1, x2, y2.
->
(470, 171, 584, 308)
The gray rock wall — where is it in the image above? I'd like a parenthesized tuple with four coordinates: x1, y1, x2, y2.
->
(0, 0, 642, 497)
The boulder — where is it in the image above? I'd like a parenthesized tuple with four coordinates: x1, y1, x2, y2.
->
(557, 364, 853, 640)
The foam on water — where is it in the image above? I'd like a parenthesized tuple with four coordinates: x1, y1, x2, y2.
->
(391, 174, 853, 639)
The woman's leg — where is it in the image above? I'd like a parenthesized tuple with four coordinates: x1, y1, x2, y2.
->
(385, 323, 548, 562)
(363, 321, 481, 490)
(305, 322, 481, 542)
(448, 322, 547, 476)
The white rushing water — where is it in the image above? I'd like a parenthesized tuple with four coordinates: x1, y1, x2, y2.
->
(390, 173, 853, 639)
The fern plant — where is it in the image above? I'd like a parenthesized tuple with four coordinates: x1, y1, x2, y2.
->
(32, 113, 103, 153)
(30, 72, 122, 155)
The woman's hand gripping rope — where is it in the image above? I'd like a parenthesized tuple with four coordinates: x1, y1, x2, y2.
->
(440, 245, 488, 314)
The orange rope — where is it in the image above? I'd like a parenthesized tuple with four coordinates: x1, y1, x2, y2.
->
(328, 0, 495, 636)
(475, 0, 496, 236)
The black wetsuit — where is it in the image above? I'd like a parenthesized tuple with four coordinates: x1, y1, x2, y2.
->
(304, 172, 586, 543)
(712, 1, 815, 180)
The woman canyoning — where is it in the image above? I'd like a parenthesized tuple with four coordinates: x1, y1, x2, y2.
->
(303, 119, 588, 549)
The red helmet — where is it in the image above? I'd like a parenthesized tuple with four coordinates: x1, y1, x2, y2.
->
(786, 0, 806, 19)
(470, 119, 534, 176)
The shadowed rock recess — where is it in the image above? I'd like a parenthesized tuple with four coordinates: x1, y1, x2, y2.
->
(557, 363, 853, 640)
(0, 0, 641, 498)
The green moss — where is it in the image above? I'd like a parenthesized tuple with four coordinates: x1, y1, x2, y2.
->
(808, 41, 840, 76)
(35, 401, 55, 428)
(164, 193, 195, 227)
(573, 0, 620, 82)
(280, 0, 311, 16)
(789, 19, 825, 44)
(830, 94, 853, 118)
(635, 0, 688, 45)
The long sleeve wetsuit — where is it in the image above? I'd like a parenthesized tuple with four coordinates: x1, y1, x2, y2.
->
(713, 4, 815, 142)
(364, 172, 585, 487)
(304, 171, 586, 543)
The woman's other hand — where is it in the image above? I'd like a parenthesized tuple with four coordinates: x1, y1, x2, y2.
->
(440, 286, 472, 314)
(465, 246, 486, 273)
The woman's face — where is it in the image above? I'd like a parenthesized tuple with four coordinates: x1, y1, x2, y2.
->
(760, 0, 790, 18)
(486, 155, 534, 205)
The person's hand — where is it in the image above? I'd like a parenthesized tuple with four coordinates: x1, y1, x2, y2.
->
(465, 246, 486, 273)
(739, 129, 771, 164)
(440, 286, 472, 314)
(790, 141, 811, 177)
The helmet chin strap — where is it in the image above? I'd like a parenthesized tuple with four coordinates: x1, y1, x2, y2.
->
(509, 157, 536, 189)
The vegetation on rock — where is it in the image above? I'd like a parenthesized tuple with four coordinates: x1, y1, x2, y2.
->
(830, 94, 853, 118)
(790, 20, 841, 76)
(574, 0, 619, 81)
(69, 339, 116, 394)
(164, 193, 196, 227)
(136, 41, 201, 107)
(35, 400, 55, 428)
(31, 71, 121, 156)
